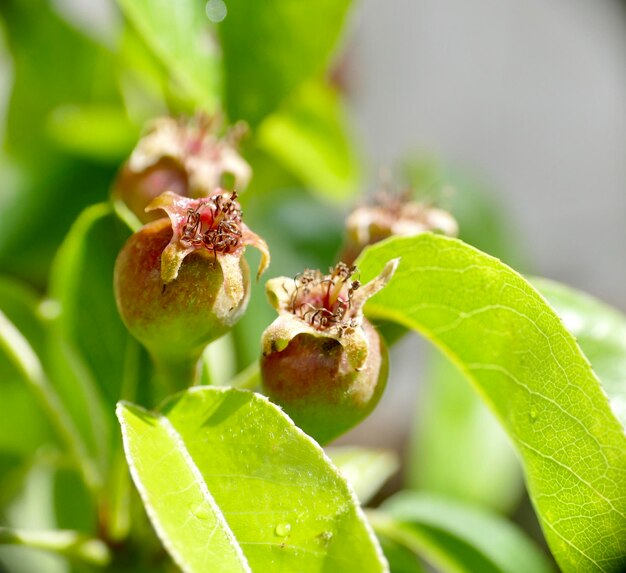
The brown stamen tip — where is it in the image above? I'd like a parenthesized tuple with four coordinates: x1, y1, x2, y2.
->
(289, 262, 360, 333)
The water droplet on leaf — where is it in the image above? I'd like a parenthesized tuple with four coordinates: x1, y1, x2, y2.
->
(274, 523, 291, 537)
(194, 506, 211, 520)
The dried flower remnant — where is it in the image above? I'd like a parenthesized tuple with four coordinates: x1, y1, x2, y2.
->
(146, 190, 269, 286)
(261, 259, 398, 443)
(112, 115, 251, 224)
(289, 262, 361, 333)
(114, 190, 269, 380)
(341, 190, 458, 265)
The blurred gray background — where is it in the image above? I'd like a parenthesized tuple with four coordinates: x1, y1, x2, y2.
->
(351, 0, 626, 309)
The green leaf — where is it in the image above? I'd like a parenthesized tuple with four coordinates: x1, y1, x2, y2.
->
(46, 104, 139, 162)
(118, 387, 388, 573)
(0, 309, 101, 495)
(357, 235, 626, 573)
(0, 277, 51, 502)
(327, 447, 399, 505)
(404, 157, 525, 512)
(115, 0, 220, 112)
(371, 492, 554, 573)
(533, 278, 626, 428)
(409, 351, 523, 512)
(377, 535, 425, 573)
(218, 0, 351, 124)
(49, 203, 132, 409)
(0, 1, 121, 284)
(1, 0, 120, 162)
(257, 81, 360, 201)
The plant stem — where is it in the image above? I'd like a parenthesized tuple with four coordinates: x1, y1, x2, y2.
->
(0, 527, 111, 567)
(151, 353, 201, 405)
(0, 310, 102, 495)
(229, 361, 261, 391)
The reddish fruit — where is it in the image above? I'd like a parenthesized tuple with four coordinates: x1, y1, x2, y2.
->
(114, 190, 269, 377)
(341, 190, 458, 265)
(260, 260, 397, 444)
(111, 116, 251, 224)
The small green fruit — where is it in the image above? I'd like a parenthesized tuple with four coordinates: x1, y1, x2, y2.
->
(114, 190, 269, 374)
(114, 218, 248, 363)
(261, 318, 388, 444)
(260, 260, 398, 444)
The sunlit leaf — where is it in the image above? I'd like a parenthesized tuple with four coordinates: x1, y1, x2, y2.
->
(533, 277, 626, 429)
(404, 157, 525, 512)
(358, 235, 626, 573)
(118, 387, 388, 573)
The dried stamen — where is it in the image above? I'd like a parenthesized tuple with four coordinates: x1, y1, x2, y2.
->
(288, 263, 361, 333)
(178, 192, 243, 256)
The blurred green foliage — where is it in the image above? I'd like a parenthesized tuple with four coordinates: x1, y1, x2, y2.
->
(0, 0, 358, 289)
(0, 1, 359, 569)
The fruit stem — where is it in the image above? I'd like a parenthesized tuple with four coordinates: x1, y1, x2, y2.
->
(151, 354, 201, 405)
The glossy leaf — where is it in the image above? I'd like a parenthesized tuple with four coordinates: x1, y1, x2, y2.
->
(533, 278, 626, 428)
(218, 0, 351, 124)
(372, 492, 554, 573)
(257, 81, 360, 201)
(116, 0, 220, 111)
(327, 447, 399, 505)
(118, 387, 388, 573)
(358, 235, 626, 573)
